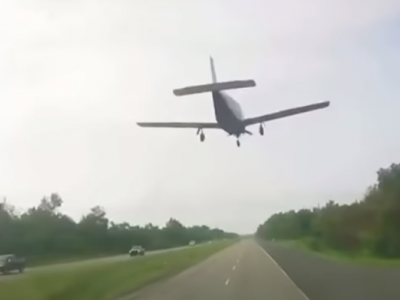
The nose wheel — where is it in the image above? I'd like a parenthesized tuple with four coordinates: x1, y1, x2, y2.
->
(236, 139, 241, 147)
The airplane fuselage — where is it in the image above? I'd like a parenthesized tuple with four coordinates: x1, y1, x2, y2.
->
(212, 91, 246, 136)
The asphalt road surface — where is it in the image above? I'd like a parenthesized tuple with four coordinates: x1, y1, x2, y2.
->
(0, 245, 190, 281)
(260, 240, 400, 300)
(6, 239, 399, 299)
(128, 239, 308, 300)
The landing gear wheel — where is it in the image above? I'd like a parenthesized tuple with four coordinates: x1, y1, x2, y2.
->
(259, 124, 264, 136)
(200, 132, 205, 142)
(236, 140, 241, 147)
(197, 128, 205, 142)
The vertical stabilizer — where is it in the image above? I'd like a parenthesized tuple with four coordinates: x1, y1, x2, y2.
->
(210, 56, 217, 83)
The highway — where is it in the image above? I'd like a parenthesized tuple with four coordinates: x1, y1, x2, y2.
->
(3, 239, 397, 299)
(128, 239, 308, 300)
(0, 245, 190, 281)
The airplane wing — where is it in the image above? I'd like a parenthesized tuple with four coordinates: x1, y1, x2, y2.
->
(137, 122, 220, 129)
(243, 101, 330, 126)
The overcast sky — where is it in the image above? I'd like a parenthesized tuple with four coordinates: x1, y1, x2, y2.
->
(0, 0, 399, 234)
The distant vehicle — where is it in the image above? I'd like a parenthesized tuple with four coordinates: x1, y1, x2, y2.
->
(129, 245, 145, 257)
(0, 254, 26, 275)
(137, 56, 330, 147)
(189, 240, 196, 246)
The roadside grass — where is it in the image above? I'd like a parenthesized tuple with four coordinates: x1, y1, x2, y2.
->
(26, 245, 187, 268)
(0, 240, 235, 300)
(26, 253, 115, 268)
(278, 239, 400, 266)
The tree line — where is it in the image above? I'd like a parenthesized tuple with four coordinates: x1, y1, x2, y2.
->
(0, 195, 237, 261)
(256, 162, 400, 258)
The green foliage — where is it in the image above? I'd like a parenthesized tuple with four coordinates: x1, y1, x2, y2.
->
(256, 162, 400, 258)
(0, 194, 237, 264)
(0, 240, 234, 300)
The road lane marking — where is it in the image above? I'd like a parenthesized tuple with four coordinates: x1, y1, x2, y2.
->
(257, 244, 310, 300)
(225, 278, 230, 285)
(236, 259, 240, 263)
(232, 265, 236, 271)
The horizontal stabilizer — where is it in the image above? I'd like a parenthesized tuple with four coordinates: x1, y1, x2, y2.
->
(173, 80, 256, 96)
(137, 122, 220, 129)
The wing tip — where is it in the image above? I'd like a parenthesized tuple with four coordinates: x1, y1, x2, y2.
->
(315, 100, 330, 108)
(173, 89, 183, 96)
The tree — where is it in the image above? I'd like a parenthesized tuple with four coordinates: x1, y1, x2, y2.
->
(256, 162, 400, 258)
(0, 194, 238, 262)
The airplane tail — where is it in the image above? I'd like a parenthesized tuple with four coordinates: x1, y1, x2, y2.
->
(173, 56, 256, 97)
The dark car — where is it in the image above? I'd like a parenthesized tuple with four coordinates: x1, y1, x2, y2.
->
(129, 245, 145, 257)
(0, 254, 26, 275)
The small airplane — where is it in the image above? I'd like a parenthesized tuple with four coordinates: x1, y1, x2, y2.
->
(137, 57, 330, 147)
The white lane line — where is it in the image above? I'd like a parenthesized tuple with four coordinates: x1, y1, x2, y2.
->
(257, 244, 310, 300)
(236, 258, 240, 263)
(225, 278, 230, 285)
(232, 265, 236, 271)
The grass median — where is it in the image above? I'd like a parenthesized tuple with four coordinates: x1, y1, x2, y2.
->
(0, 240, 236, 300)
(278, 239, 400, 266)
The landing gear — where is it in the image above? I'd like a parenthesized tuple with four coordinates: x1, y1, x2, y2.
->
(259, 123, 264, 136)
(236, 140, 241, 147)
(197, 128, 205, 142)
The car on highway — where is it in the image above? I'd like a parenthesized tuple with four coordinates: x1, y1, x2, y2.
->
(0, 254, 26, 275)
(189, 240, 196, 246)
(129, 245, 145, 257)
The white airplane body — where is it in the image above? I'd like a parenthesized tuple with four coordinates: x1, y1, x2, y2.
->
(137, 57, 330, 147)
